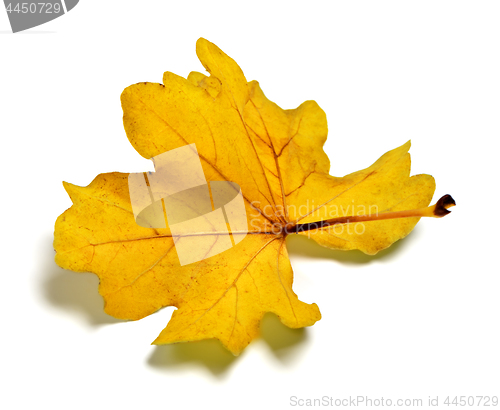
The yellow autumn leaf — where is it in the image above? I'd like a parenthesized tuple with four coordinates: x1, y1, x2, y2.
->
(54, 38, 454, 355)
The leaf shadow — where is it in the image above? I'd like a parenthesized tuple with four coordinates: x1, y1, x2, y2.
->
(147, 312, 308, 377)
(259, 312, 309, 363)
(40, 236, 121, 326)
(285, 228, 422, 265)
(147, 339, 237, 378)
(41, 234, 307, 376)
(41, 227, 417, 375)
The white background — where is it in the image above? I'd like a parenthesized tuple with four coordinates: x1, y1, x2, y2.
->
(1, 1, 499, 409)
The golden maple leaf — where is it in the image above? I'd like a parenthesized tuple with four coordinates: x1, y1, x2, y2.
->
(54, 38, 454, 355)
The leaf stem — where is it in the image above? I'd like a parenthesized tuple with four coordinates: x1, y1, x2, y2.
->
(286, 194, 456, 234)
